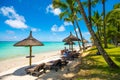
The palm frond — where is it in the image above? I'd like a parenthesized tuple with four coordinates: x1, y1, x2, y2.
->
(53, 0, 67, 9)
(59, 11, 69, 19)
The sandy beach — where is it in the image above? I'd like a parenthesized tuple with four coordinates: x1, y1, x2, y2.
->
(0, 43, 93, 80)
(0, 50, 63, 79)
(0, 48, 83, 80)
(0, 46, 87, 80)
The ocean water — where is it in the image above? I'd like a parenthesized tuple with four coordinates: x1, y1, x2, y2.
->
(0, 41, 79, 61)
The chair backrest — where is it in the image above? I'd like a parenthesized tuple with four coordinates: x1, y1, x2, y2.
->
(54, 59, 61, 66)
(34, 63, 45, 72)
(38, 63, 45, 71)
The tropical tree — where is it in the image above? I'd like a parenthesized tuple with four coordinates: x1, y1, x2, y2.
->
(105, 8, 120, 46)
(76, 0, 119, 68)
(82, 0, 99, 27)
(53, 0, 85, 51)
(64, 13, 82, 50)
(92, 11, 103, 41)
(113, 3, 120, 9)
(102, 0, 108, 48)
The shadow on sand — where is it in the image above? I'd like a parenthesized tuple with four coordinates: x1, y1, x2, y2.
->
(0, 65, 35, 79)
(13, 66, 29, 76)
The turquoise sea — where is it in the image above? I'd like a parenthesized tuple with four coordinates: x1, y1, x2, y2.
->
(0, 41, 78, 61)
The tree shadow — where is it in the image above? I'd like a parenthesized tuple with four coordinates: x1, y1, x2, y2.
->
(77, 53, 120, 80)
(35, 59, 81, 80)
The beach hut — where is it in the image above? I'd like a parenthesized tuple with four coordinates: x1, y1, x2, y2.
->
(14, 31, 44, 66)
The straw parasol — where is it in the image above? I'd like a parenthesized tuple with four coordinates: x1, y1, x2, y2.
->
(63, 32, 81, 42)
(14, 31, 44, 66)
(83, 39, 89, 43)
(64, 40, 75, 50)
(63, 32, 80, 51)
(64, 41, 75, 45)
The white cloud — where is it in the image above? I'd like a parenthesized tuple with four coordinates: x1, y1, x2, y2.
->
(5, 19, 28, 28)
(4, 36, 17, 41)
(51, 24, 65, 32)
(82, 32, 91, 42)
(46, 4, 61, 16)
(76, 28, 79, 32)
(58, 25, 65, 31)
(83, 32, 90, 36)
(51, 21, 72, 32)
(13, 36, 17, 39)
(0, 6, 28, 29)
(51, 24, 58, 32)
(31, 27, 41, 32)
(6, 30, 15, 34)
(64, 22, 72, 26)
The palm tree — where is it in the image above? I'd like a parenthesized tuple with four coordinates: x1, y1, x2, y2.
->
(53, 0, 85, 51)
(82, 0, 99, 26)
(102, 0, 108, 48)
(76, 0, 119, 68)
(74, 16, 86, 50)
(114, 3, 120, 9)
(64, 13, 82, 50)
(105, 8, 120, 46)
(92, 11, 103, 41)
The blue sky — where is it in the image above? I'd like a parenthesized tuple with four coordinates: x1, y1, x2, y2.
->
(0, 0, 119, 41)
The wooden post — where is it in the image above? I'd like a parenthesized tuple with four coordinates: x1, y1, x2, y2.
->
(72, 44, 73, 51)
(69, 44, 70, 49)
(29, 46, 32, 66)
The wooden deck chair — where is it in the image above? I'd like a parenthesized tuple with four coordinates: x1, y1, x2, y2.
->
(25, 63, 45, 76)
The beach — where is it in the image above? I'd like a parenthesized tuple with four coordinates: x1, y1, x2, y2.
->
(0, 41, 90, 80)
(0, 48, 83, 80)
(0, 50, 62, 72)
(0, 50, 62, 79)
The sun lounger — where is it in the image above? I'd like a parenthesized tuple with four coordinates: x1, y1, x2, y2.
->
(25, 63, 45, 76)
(61, 59, 68, 67)
(44, 59, 62, 72)
(44, 61, 54, 70)
(51, 59, 62, 72)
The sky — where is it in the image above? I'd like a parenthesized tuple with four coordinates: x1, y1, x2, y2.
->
(0, 0, 119, 41)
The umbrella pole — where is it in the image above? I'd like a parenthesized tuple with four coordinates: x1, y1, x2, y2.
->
(29, 46, 32, 66)
(70, 45, 72, 50)
(69, 44, 70, 49)
(72, 44, 73, 51)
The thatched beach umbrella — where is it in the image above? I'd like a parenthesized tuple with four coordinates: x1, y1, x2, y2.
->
(64, 41, 75, 45)
(83, 38, 89, 43)
(63, 32, 81, 42)
(63, 32, 80, 51)
(14, 31, 44, 66)
(64, 40, 75, 50)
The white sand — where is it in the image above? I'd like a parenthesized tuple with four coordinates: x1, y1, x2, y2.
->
(0, 46, 88, 80)
(0, 50, 63, 80)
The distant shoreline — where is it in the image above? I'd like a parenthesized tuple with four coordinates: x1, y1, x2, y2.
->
(0, 41, 66, 61)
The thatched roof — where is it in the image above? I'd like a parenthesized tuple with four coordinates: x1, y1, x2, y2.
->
(83, 38, 89, 43)
(63, 32, 81, 42)
(14, 31, 44, 46)
(64, 41, 75, 45)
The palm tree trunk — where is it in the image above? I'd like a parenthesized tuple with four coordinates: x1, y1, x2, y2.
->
(88, 0, 91, 27)
(74, 19, 85, 51)
(102, 0, 108, 48)
(97, 25, 101, 41)
(76, 0, 119, 68)
(72, 22, 81, 50)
